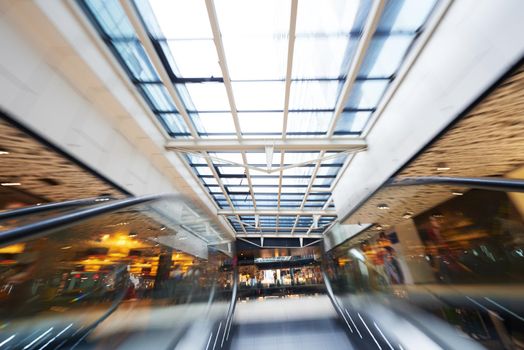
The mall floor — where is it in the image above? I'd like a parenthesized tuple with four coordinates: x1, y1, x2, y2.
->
(229, 295, 353, 350)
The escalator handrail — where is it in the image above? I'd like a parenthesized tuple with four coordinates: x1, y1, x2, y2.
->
(0, 196, 114, 221)
(340, 176, 524, 223)
(388, 176, 524, 192)
(0, 193, 176, 246)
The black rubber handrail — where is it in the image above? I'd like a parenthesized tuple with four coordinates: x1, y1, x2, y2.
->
(341, 176, 524, 223)
(0, 194, 176, 246)
(388, 176, 524, 192)
(0, 196, 113, 221)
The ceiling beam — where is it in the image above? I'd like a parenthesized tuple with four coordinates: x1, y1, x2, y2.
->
(326, 0, 386, 137)
(119, 0, 198, 139)
(166, 138, 366, 152)
(282, 0, 298, 138)
(218, 209, 337, 216)
(236, 234, 323, 239)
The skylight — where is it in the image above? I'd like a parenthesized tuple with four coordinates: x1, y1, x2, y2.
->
(81, 0, 440, 236)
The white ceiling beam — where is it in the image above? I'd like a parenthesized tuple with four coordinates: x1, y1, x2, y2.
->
(166, 138, 366, 152)
(290, 150, 325, 234)
(203, 156, 248, 235)
(119, 0, 198, 139)
(292, 0, 385, 234)
(205, 0, 260, 228)
(326, 0, 386, 137)
(218, 209, 337, 216)
(361, 0, 452, 138)
(282, 0, 298, 138)
(236, 234, 323, 239)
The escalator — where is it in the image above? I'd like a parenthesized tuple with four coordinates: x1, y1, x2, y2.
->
(0, 195, 236, 349)
(1, 176, 523, 349)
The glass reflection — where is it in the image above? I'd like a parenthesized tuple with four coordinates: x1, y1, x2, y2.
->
(324, 185, 524, 349)
(0, 198, 234, 348)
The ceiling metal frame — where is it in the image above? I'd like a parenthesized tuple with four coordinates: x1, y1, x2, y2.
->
(83, 0, 446, 239)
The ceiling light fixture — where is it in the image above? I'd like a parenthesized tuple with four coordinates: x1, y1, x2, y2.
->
(0, 151, 9, 155)
(436, 162, 450, 171)
(1, 182, 21, 186)
(402, 211, 413, 219)
(377, 203, 389, 210)
(452, 192, 463, 196)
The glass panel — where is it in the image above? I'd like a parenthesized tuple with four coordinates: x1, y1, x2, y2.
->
(238, 112, 283, 135)
(335, 111, 372, 134)
(226, 186, 250, 193)
(163, 40, 222, 78)
(316, 166, 341, 176)
(245, 152, 279, 166)
(313, 177, 335, 186)
(0, 197, 233, 348)
(215, 0, 290, 80)
(377, 0, 437, 32)
(232, 81, 285, 111)
(194, 113, 236, 134)
(211, 152, 244, 164)
(85, 0, 135, 37)
(289, 80, 341, 110)
(114, 42, 159, 81)
(216, 166, 246, 175)
(140, 84, 176, 111)
(295, 0, 361, 35)
(359, 36, 413, 78)
(284, 152, 320, 164)
(287, 112, 332, 136)
(140, 0, 213, 39)
(281, 177, 310, 186)
(282, 166, 314, 177)
(344, 80, 389, 109)
(183, 83, 230, 112)
(324, 183, 524, 350)
(159, 113, 190, 134)
(323, 152, 348, 164)
(293, 37, 354, 79)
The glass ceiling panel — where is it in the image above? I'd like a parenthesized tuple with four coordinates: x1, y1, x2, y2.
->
(138, 0, 213, 39)
(295, 0, 361, 34)
(232, 81, 285, 111)
(182, 83, 230, 112)
(238, 112, 283, 135)
(359, 36, 413, 78)
(287, 112, 332, 136)
(282, 167, 314, 177)
(245, 152, 279, 166)
(284, 152, 320, 164)
(316, 166, 341, 176)
(377, 0, 438, 32)
(159, 113, 190, 135)
(289, 80, 342, 110)
(194, 113, 236, 134)
(211, 153, 244, 164)
(113, 42, 159, 81)
(162, 40, 222, 78)
(217, 166, 245, 175)
(215, 0, 289, 80)
(82, 0, 446, 233)
(324, 152, 348, 164)
(141, 84, 176, 111)
(344, 80, 389, 110)
(293, 37, 354, 79)
(85, 0, 135, 37)
(281, 177, 310, 186)
(335, 111, 372, 134)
